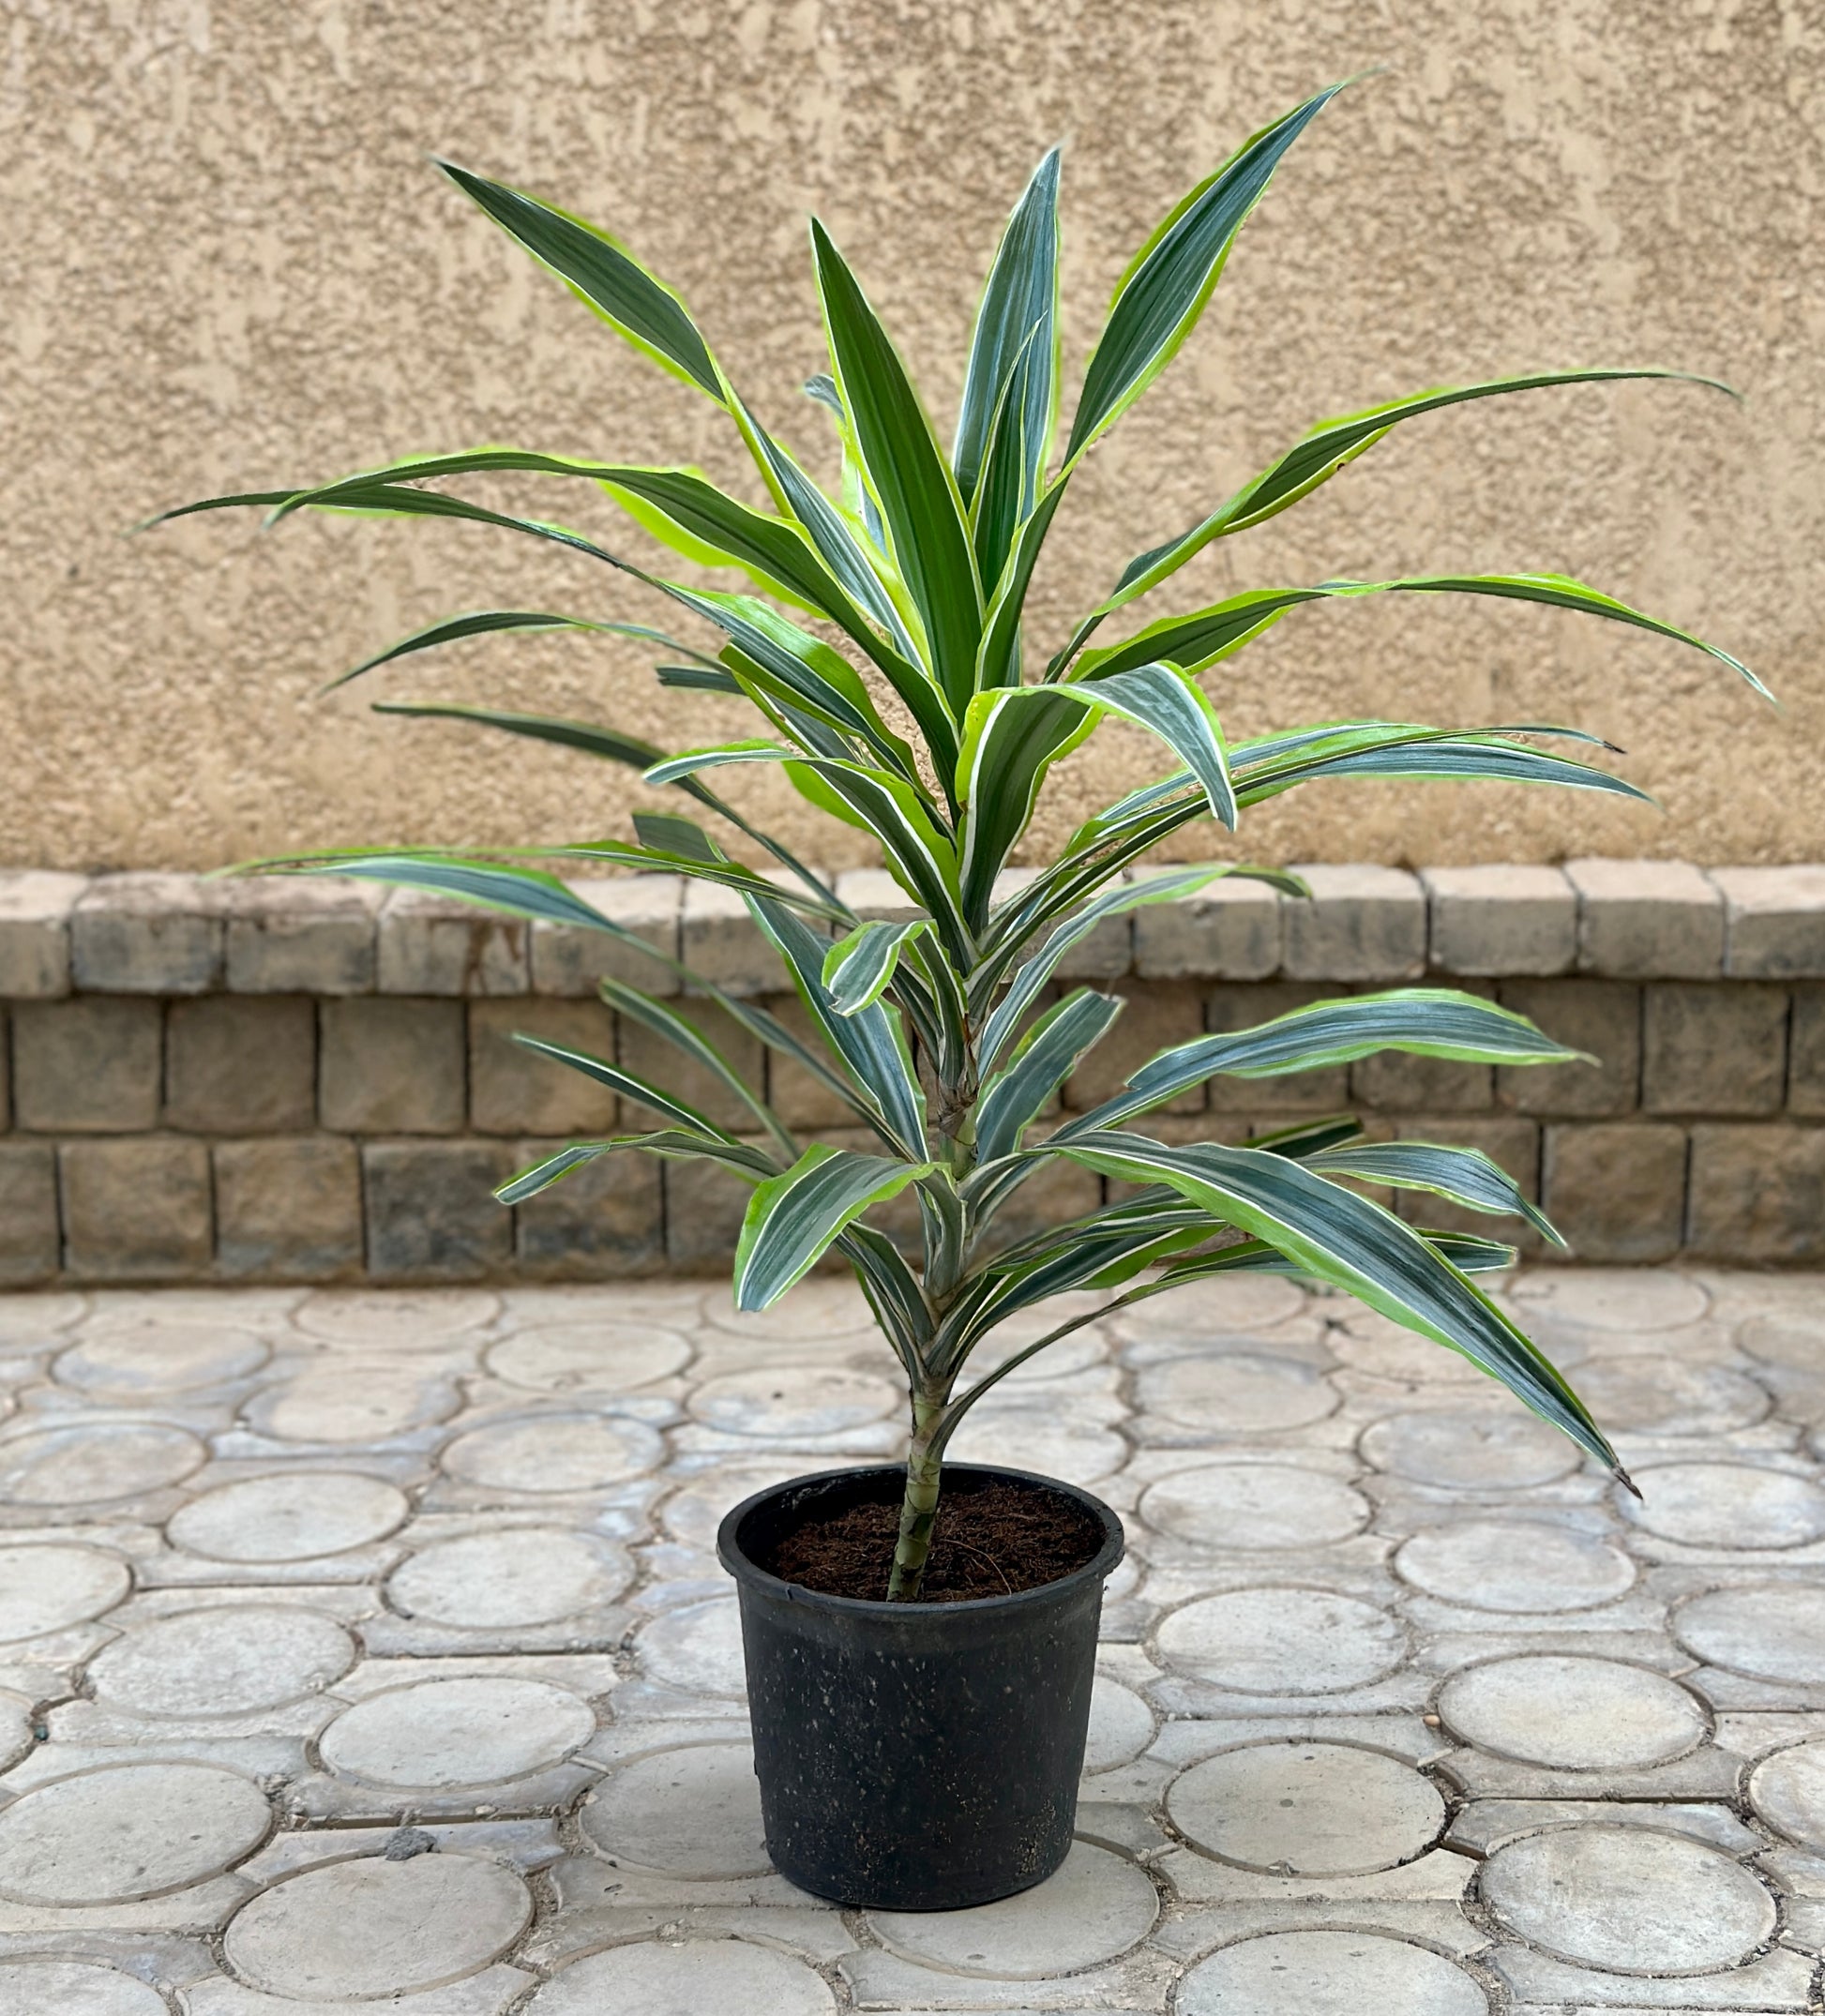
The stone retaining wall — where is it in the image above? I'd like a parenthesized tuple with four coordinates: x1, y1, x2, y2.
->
(2, 862, 1820, 1285)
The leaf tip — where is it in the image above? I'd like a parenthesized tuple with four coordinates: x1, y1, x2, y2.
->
(1612, 1462, 1643, 1501)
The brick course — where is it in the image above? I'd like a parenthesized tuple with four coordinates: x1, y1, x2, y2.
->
(4, 861, 1817, 1280)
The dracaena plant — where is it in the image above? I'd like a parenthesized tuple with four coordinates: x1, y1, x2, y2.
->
(161, 79, 1766, 1599)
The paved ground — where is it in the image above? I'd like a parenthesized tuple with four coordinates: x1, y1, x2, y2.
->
(0, 1268, 1820, 2012)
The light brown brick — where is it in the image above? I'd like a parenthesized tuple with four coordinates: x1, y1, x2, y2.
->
(1386, 1115, 1544, 1250)
(469, 1000, 620, 1136)
(363, 1140, 515, 1280)
(70, 873, 223, 993)
(1203, 984, 1350, 1113)
(619, 997, 766, 1134)
(320, 999, 465, 1135)
(1496, 980, 1639, 1117)
(531, 875, 683, 999)
(1712, 865, 1825, 979)
(13, 998, 162, 1133)
(1132, 871, 1281, 981)
(1542, 1121, 1686, 1263)
(1422, 865, 1576, 976)
(1352, 1049, 1494, 1115)
(214, 1137, 362, 1279)
(61, 1136, 213, 1278)
(1567, 858, 1724, 978)
(1061, 981, 1203, 1116)
(165, 997, 317, 1135)
(0, 1142, 59, 1283)
(377, 889, 528, 995)
(0, 871, 86, 998)
(762, 993, 865, 1131)
(222, 877, 381, 994)
(681, 879, 790, 996)
(512, 1136, 665, 1278)
(1688, 1124, 1825, 1263)
(1643, 983, 1788, 1117)
(1793, 987, 1825, 1119)
(1282, 865, 1425, 981)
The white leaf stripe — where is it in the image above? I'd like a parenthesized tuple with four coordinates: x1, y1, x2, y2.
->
(735, 1147, 935, 1310)
(1305, 1140, 1565, 1245)
(508, 1035, 737, 1139)
(974, 990, 1124, 1165)
(1055, 1131, 1616, 1472)
(822, 920, 927, 1015)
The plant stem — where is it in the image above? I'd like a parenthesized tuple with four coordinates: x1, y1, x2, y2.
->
(885, 1392, 945, 1601)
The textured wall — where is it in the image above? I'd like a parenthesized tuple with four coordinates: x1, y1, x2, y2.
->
(5, 0, 1821, 874)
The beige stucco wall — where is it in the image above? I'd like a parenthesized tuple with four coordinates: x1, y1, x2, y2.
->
(5, 0, 1820, 875)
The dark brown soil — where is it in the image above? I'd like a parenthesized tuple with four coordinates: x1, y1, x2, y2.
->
(760, 1478, 1105, 1602)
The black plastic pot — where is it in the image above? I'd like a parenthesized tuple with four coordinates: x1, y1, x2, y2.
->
(716, 1460, 1124, 1910)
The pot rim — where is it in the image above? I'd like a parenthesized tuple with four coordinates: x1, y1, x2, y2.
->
(715, 1459, 1125, 1617)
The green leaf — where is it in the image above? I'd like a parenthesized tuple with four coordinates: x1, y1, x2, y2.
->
(1066, 82, 1346, 457)
(955, 147, 1062, 508)
(811, 219, 984, 715)
(1305, 1138, 1565, 1245)
(439, 160, 723, 399)
(1144, 1225, 1518, 1283)
(974, 989, 1124, 1165)
(327, 609, 717, 692)
(748, 895, 928, 1158)
(496, 1130, 779, 1206)
(595, 977, 794, 1159)
(1077, 572, 1766, 697)
(1056, 1131, 1618, 1474)
(974, 478, 1070, 691)
(1062, 663, 1237, 827)
(509, 1034, 737, 1139)
(1061, 987, 1583, 1135)
(1236, 730, 1654, 808)
(954, 685, 1097, 922)
(1094, 368, 1734, 613)
(641, 740, 794, 787)
(735, 1145, 935, 1310)
(969, 323, 1048, 594)
(822, 920, 928, 1016)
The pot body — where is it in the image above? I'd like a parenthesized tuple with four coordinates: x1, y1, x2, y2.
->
(716, 1461, 1124, 1911)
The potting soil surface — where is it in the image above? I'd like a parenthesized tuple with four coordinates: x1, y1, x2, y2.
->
(0, 1265, 1818, 2012)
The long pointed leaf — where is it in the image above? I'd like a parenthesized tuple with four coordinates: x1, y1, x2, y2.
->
(1066, 82, 1346, 457)
(735, 1146, 935, 1309)
(1305, 1138, 1564, 1245)
(811, 219, 983, 714)
(975, 989, 1124, 1165)
(822, 919, 928, 1016)
(595, 977, 794, 1159)
(509, 1034, 736, 1139)
(1056, 1131, 1618, 1473)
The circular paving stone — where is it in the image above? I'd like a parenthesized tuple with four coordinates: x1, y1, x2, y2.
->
(0, 1694, 33, 1774)
(0, 1763, 271, 1904)
(1622, 1463, 1825, 1549)
(526, 1939, 835, 2016)
(1748, 1739, 1825, 1853)
(0, 1422, 205, 1504)
(318, 1676, 596, 1788)
(166, 1471, 410, 1563)
(0, 1542, 130, 1641)
(52, 1324, 271, 1396)
(1570, 1356, 1770, 1436)
(633, 1597, 747, 1696)
(293, 1289, 499, 1344)
(1329, 1317, 1504, 1384)
(386, 1527, 631, 1628)
(1176, 1930, 1487, 2016)
(251, 1364, 461, 1443)
(1482, 1823, 1773, 1974)
(1675, 1582, 1825, 1682)
(1437, 1654, 1707, 1770)
(0, 1959, 168, 2016)
(1084, 1676, 1155, 1773)
(661, 1457, 859, 1551)
(581, 1741, 770, 1876)
(1112, 1273, 1306, 1341)
(867, 1840, 1157, 1978)
(485, 1321, 691, 1393)
(1739, 1311, 1825, 1371)
(86, 1604, 355, 1719)
(1135, 1353, 1338, 1435)
(965, 1318, 1109, 1383)
(1155, 1587, 1405, 1694)
(687, 1366, 900, 1439)
(943, 1413, 1129, 1486)
(1359, 1410, 1584, 1490)
(701, 1276, 876, 1341)
(1139, 1462, 1368, 1551)
(0, 1294, 84, 1344)
(224, 1853, 531, 1999)
(1508, 1267, 1709, 1332)
(440, 1413, 663, 1493)
(1395, 1520, 1635, 1613)
(1167, 1740, 1443, 1875)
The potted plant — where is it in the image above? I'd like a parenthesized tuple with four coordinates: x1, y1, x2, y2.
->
(158, 77, 1764, 1910)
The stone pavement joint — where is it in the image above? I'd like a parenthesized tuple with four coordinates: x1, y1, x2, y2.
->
(0, 1265, 1817, 2011)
